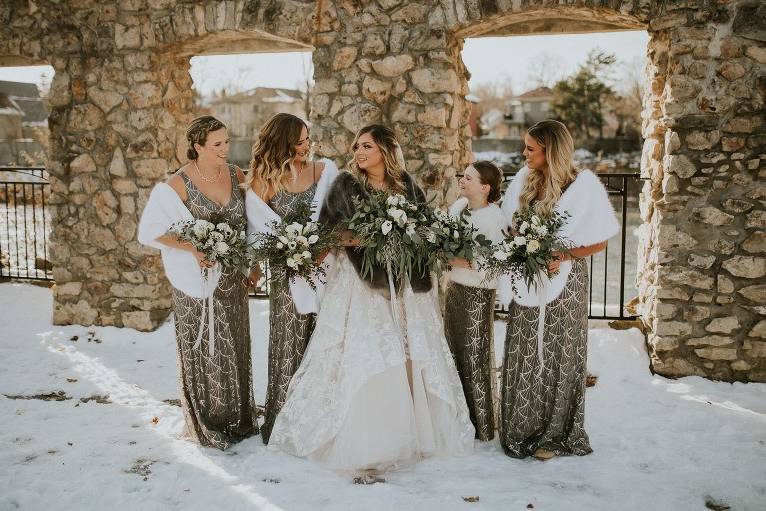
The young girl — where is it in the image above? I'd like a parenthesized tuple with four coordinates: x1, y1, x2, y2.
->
(444, 160, 507, 441)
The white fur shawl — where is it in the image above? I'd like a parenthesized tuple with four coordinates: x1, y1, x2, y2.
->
(499, 166, 620, 306)
(137, 182, 216, 299)
(245, 158, 340, 314)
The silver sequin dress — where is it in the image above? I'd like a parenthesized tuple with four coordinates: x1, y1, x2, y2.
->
(172, 167, 258, 450)
(260, 183, 318, 444)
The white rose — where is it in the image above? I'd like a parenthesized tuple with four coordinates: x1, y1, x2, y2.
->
(526, 240, 540, 253)
(513, 236, 527, 246)
(278, 236, 289, 244)
(493, 250, 509, 261)
(536, 225, 548, 236)
(519, 221, 529, 234)
(286, 223, 303, 236)
(307, 234, 319, 244)
(387, 208, 407, 225)
(386, 195, 400, 206)
(286, 258, 298, 269)
(214, 241, 229, 255)
(381, 220, 393, 235)
(302, 251, 311, 259)
(296, 235, 309, 245)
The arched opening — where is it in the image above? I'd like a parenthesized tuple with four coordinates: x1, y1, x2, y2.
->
(459, 23, 649, 320)
(0, 63, 55, 281)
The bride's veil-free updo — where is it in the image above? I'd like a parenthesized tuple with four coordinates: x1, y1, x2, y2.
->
(186, 116, 226, 161)
(349, 124, 407, 194)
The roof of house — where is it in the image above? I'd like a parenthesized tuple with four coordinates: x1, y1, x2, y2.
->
(210, 87, 304, 105)
(515, 86, 553, 100)
(0, 80, 48, 123)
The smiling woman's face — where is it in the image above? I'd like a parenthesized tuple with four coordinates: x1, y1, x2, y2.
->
(522, 133, 546, 171)
(196, 127, 230, 162)
(353, 132, 383, 172)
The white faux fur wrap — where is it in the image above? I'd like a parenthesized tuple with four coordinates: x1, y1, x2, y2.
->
(499, 166, 620, 307)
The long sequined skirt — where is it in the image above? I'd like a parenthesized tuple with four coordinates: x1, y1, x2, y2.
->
(172, 267, 258, 450)
(261, 279, 316, 444)
(444, 281, 497, 441)
(500, 259, 592, 458)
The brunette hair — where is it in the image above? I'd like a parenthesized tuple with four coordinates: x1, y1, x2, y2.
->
(186, 115, 226, 160)
(245, 113, 308, 194)
(349, 124, 407, 194)
(471, 160, 502, 203)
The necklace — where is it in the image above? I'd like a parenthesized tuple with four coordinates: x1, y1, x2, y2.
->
(194, 160, 221, 183)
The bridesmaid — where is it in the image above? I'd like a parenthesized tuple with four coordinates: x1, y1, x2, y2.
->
(244, 113, 339, 444)
(499, 120, 619, 460)
(138, 115, 258, 449)
(444, 161, 506, 441)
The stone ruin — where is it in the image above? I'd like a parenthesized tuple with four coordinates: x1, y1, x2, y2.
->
(0, 0, 764, 382)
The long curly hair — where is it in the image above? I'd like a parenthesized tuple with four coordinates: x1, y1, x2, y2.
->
(518, 120, 580, 217)
(186, 116, 226, 160)
(348, 124, 407, 194)
(244, 113, 308, 195)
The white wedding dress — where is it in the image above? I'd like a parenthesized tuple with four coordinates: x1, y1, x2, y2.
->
(269, 252, 475, 471)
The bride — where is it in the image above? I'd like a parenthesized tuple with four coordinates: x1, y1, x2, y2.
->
(269, 124, 474, 478)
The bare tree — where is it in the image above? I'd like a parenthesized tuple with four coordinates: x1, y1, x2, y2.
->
(470, 77, 515, 113)
(526, 52, 565, 89)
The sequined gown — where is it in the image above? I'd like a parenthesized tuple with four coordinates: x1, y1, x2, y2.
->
(499, 258, 592, 458)
(172, 167, 258, 450)
(260, 183, 318, 444)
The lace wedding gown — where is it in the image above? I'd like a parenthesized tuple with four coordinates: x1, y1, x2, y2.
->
(269, 252, 475, 471)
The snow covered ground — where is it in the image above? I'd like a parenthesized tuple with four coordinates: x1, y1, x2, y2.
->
(1, 283, 764, 511)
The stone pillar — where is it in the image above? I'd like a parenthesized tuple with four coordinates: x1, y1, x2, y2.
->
(310, 1, 466, 204)
(48, 6, 195, 330)
(638, 1, 766, 382)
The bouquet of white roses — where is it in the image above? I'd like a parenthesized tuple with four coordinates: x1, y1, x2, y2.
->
(249, 200, 338, 290)
(424, 207, 492, 276)
(170, 214, 251, 273)
(479, 207, 571, 291)
(346, 192, 432, 281)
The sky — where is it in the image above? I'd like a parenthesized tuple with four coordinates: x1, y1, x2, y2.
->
(0, 30, 647, 97)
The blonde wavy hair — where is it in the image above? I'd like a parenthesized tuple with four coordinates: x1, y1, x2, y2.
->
(348, 124, 407, 194)
(244, 113, 307, 195)
(518, 120, 580, 217)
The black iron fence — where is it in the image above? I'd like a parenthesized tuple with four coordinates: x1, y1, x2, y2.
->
(0, 166, 639, 319)
(0, 166, 52, 281)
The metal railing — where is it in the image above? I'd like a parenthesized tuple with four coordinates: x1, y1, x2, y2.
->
(0, 165, 639, 319)
(0, 166, 52, 281)
(497, 170, 640, 320)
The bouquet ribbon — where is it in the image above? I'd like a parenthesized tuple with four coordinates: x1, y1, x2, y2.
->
(535, 276, 547, 377)
(192, 264, 222, 357)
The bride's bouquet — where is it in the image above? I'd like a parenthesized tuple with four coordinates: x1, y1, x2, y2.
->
(170, 215, 251, 273)
(424, 208, 492, 276)
(346, 192, 432, 281)
(479, 207, 571, 291)
(249, 201, 338, 289)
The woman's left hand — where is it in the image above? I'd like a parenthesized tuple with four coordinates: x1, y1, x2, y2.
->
(548, 252, 565, 274)
(449, 257, 472, 269)
(247, 267, 261, 288)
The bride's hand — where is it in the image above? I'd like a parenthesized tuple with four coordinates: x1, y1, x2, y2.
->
(340, 230, 361, 247)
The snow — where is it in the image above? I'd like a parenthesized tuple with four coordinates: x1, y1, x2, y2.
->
(1, 282, 764, 511)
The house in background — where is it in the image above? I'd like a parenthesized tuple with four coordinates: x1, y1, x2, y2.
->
(208, 87, 306, 167)
(0, 80, 49, 166)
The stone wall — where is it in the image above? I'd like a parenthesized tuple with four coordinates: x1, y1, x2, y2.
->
(636, 1, 766, 382)
(0, 1, 763, 382)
